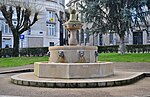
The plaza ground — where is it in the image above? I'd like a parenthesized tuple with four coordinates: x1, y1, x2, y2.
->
(0, 62, 150, 97)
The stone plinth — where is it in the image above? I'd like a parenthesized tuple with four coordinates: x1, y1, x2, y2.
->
(11, 72, 146, 88)
(49, 46, 98, 63)
(34, 62, 114, 79)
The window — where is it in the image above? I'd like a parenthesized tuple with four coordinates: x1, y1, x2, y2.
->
(109, 33, 113, 44)
(147, 32, 150, 43)
(1, 23, 11, 34)
(39, 32, 43, 34)
(47, 24, 56, 36)
(49, 42, 54, 46)
(47, 10, 56, 36)
(99, 34, 103, 45)
(47, 11, 56, 23)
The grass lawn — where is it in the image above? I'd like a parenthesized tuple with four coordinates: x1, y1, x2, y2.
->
(99, 53, 150, 62)
(0, 53, 149, 67)
(0, 56, 48, 68)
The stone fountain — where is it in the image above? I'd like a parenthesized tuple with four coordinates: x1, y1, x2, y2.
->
(34, 9, 114, 79)
(11, 10, 125, 88)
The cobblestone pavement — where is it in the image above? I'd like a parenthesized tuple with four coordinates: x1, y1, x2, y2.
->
(0, 62, 149, 97)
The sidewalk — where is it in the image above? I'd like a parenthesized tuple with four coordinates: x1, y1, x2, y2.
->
(114, 62, 150, 72)
(0, 64, 33, 74)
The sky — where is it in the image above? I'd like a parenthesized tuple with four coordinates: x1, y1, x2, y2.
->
(65, 0, 70, 5)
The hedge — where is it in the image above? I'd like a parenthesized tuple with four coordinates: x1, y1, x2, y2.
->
(0, 47, 48, 57)
(98, 44, 150, 53)
(0, 45, 150, 58)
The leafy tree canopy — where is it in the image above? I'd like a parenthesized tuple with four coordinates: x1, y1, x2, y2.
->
(79, 0, 150, 35)
(78, 0, 150, 54)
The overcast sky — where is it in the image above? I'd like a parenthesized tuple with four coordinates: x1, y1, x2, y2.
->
(65, 0, 69, 5)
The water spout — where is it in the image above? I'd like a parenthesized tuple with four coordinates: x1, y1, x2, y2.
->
(77, 51, 86, 63)
(47, 51, 50, 57)
(57, 51, 66, 63)
(58, 50, 64, 57)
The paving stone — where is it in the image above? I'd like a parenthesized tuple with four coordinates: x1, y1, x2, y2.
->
(115, 81, 121, 86)
(65, 83, 77, 88)
(98, 82, 106, 87)
(22, 81, 29, 86)
(46, 83, 54, 88)
(56, 83, 66, 88)
(86, 82, 97, 87)
(107, 82, 114, 86)
(17, 80, 23, 85)
(78, 83, 87, 88)
(30, 82, 37, 86)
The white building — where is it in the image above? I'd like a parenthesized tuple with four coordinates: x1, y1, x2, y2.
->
(0, 0, 65, 48)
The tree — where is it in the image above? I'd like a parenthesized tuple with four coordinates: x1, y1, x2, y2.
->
(79, 0, 150, 54)
(0, 0, 39, 57)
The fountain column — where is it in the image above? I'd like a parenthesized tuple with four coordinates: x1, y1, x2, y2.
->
(69, 30, 78, 45)
(63, 9, 82, 46)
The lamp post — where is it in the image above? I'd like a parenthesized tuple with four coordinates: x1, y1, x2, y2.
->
(0, 32, 2, 49)
(55, 12, 64, 46)
(0, 25, 2, 48)
(0, 32, 1, 58)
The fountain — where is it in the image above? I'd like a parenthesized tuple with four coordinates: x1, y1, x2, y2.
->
(33, 9, 114, 79)
(11, 9, 119, 88)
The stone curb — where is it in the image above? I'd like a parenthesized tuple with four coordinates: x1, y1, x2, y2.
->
(0, 69, 33, 74)
(11, 72, 150, 88)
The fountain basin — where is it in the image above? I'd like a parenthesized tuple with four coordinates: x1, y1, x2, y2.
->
(49, 46, 98, 63)
(34, 62, 114, 79)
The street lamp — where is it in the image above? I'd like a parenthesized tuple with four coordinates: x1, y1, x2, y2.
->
(0, 32, 1, 49)
(0, 24, 2, 48)
(55, 12, 64, 46)
(0, 23, 2, 58)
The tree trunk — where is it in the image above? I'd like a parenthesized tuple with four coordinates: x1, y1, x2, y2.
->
(13, 33, 20, 57)
(119, 34, 126, 54)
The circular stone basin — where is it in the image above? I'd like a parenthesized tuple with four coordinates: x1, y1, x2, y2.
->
(49, 46, 98, 63)
(34, 62, 114, 79)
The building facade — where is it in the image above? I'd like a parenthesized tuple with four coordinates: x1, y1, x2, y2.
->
(0, 0, 65, 48)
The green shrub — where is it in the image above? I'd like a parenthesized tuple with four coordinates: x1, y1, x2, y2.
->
(0, 47, 48, 57)
(98, 44, 150, 53)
